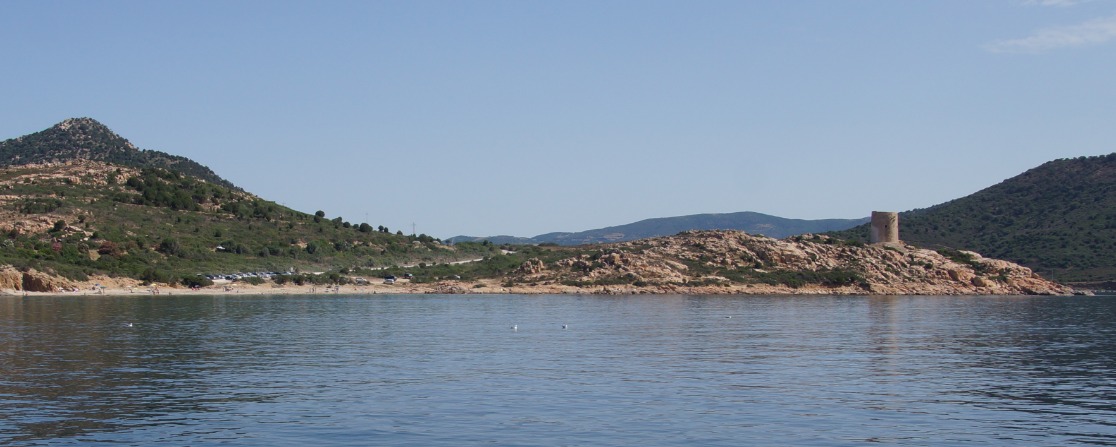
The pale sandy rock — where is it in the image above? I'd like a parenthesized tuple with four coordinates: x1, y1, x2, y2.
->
(0, 266, 77, 292)
(520, 230, 1072, 296)
(515, 258, 547, 275)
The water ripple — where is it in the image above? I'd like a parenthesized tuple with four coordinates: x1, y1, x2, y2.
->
(1, 294, 1115, 445)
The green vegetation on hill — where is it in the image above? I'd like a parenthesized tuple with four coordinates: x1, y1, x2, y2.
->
(0, 118, 236, 189)
(830, 154, 1116, 284)
(0, 118, 588, 288)
(0, 163, 505, 284)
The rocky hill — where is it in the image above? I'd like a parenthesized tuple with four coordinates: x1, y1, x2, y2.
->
(830, 154, 1116, 285)
(0, 118, 236, 189)
(0, 120, 497, 291)
(451, 211, 868, 245)
(484, 230, 1071, 295)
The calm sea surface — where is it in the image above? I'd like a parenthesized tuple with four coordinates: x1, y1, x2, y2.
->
(1, 294, 1114, 446)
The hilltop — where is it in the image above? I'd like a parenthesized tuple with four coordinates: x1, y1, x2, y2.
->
(450, 212, 868, 245)
(0, 118, 235, 189)
(830, 154, 1116, 285)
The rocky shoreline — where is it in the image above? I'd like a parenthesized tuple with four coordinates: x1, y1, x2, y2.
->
(1, 230, 1078, 297)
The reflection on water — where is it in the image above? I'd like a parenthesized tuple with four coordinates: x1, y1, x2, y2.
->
(1, 294, 1115, 446)
(0, 297, 277, 444)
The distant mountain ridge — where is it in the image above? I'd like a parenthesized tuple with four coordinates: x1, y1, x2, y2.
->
(0, 118, 236, 189)
(829, 154, 1116, 284)
(450, 211, 869, 245)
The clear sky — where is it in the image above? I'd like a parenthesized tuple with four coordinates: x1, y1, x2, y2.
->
(2, 1, 1114, 238)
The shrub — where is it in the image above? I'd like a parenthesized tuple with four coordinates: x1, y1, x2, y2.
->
(19, 198, 63, 214)
(938, 248, 993, 274)
(140, 267, 175, 284)
(157, 238, 182, 256)
(181, 275, 214, 288)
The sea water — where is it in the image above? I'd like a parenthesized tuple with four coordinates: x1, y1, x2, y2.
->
(1, 294, 1114, 446)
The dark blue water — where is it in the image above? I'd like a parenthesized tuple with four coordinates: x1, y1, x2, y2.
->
(1, 294, 1114, 446)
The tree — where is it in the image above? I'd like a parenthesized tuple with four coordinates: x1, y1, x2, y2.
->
(98, 241, 122, 257)
(157, 238, 182, 256)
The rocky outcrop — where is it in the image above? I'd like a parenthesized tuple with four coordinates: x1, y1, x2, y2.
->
(0, 267, 21, 290)
(0, 266, 77, 292)
(515, 258, 547, 275)
(504, 230, 1073, 295)
(0, 161, 144, 235)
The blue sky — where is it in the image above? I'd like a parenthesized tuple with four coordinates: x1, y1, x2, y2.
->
(2, 1, 1115, 238)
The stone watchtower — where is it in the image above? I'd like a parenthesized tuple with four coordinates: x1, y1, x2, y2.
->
(870, 211, 899, 244)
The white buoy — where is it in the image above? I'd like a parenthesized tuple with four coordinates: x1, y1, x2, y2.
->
(512, 325, 517, 331)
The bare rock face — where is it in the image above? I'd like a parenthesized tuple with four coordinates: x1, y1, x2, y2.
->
(0, 266, 76, 292)
(0, 267, 21, 290)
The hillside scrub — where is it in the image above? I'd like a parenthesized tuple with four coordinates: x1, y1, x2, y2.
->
(828, 154, 1116, 284)
(0, 162, 494, 282)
